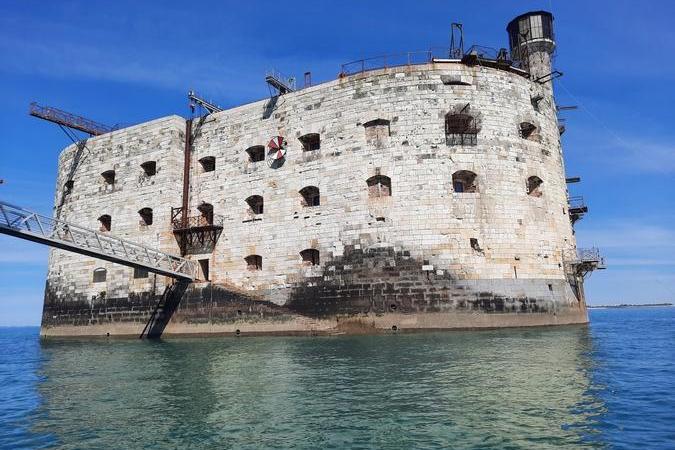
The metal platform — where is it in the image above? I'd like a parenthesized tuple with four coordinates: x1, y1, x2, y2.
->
(565, 247, 606, 278)
(0, 201, 196, 280)
(568, 196, 588, 225)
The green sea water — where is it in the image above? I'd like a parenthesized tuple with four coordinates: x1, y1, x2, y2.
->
(1, 308, 674, 449)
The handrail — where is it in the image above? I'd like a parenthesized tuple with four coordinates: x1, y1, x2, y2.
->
(340, 48, 452, 77)
(0, 201, 196, 280)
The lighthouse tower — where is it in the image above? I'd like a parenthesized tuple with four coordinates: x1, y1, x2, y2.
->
(507, 11, 556, 82)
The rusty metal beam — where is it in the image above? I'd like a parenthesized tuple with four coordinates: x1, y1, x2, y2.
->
(29, 102, 114, 136)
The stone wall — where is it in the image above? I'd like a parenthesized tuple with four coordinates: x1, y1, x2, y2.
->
(189, 62, 576, 301)
(44, 116, 186, 324)
(42, 61, 587, 337)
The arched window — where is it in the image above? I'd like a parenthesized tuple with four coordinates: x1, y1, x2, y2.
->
(98, 214, 111, 232)
(101, 170, 115, 185)
(299, 133, 320, 151)
(300, 186, 320, 207)
(452, 170, 478, 193)
(363, 119, 390, 146)
(245, 254, 262, 271)
(198, 203, 213, 225)
(519, 122, 538, 141)
(300, 249, 320, 266)
(64, 180, 74, 194)
(245, 195, 264, 215)
(445, 113, 477, 146)
(367, 175, 392, 198)
(138, 207, 153, 226)
(141, 161, 156, 176)
(93, 268, 107, 283)
(246, 145, 265, 162)
(527, 176, 543, 197)
(199, 156, 216, 173)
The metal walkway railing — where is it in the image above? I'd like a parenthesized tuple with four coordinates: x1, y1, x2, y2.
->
(0, 201, 196, 280)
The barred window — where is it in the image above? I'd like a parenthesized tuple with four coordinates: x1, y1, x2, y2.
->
(445, 113, 478, 146)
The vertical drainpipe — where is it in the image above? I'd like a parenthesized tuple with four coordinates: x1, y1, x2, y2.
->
(180, 118, 192, 255)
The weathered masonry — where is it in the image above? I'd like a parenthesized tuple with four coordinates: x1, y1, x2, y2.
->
(42, 11, 604, 337)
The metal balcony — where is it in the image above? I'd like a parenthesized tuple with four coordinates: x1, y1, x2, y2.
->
(568, 196, 588, 225)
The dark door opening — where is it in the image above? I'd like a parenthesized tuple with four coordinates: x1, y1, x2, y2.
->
(199, 259, 210, 281)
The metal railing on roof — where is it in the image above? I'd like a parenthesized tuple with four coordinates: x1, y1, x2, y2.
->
(340, 48, 452, 77)
(339, 46, 518, 77)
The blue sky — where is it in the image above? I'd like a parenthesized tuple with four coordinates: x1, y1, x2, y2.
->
(1, 0, 673, 325)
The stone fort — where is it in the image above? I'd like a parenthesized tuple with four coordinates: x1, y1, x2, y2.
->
(41, 11, 603, 337)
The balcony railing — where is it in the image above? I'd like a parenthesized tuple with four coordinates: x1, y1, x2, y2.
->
(565, 247, 606, 270)
(568, 196, 587, 211)
(171, 214, 223, 231)
(577, 247, 604, 264)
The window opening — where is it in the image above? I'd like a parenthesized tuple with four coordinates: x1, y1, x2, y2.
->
(199, 259, 210, 281)
(245, 255, 262, 271)
(199, 156, 216, 173)
(138, 208, 153, 226)
(363, 119, 390, 146)
(367, 175, 392, 198)
(93, 268, 107, 283)
(245, 195, 264, 215)
(246, 145, 265, 162)
(198, 203, 214, 225)
(519, 122, 538, 140)
(98, 214, 111, 232)
(141, 161, 156, 176)
(452, 171, 478, 193)
(299, 133, 320, 151)
(300, 186, 320, 207)
(445, 113, 478, 146)
(527, 176, 543, 197)
(300, 249, 320, 266)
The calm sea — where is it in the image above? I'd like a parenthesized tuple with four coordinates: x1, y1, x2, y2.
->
(1, 308, 673, 449)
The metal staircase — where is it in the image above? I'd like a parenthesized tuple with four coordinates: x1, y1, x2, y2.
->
(0, 201, 196, 280)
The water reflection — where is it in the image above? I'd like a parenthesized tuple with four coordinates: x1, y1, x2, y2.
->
(30, 325, 610, 449)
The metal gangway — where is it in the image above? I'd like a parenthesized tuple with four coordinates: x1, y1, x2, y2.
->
(0, 201, 196, 280)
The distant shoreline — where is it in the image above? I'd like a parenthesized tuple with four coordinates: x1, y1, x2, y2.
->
(588, 303, 673, 309)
